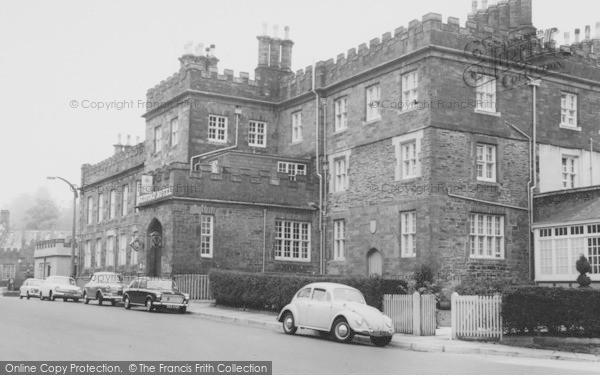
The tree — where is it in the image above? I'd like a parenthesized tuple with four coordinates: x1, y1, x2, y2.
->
(576, 254, 592, 288)
(24, 197, 59, 230)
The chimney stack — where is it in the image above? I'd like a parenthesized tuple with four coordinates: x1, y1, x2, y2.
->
(269, 24, 281, 68)
(281, 26, 294, 71)
(564, 32, 571, 45)
(114, 134, 124, 155)
(520, 0, 532, 26)
(596, 22, 600, 38)
(472, 0, 478, 13)
(0, 210, 9, 229)
(585, 25, 591, 40)
(575, 28, 581, 43)
(207, 44, 219, 69)
(482, 0, 488, 9)
(257, 22, 271, 67)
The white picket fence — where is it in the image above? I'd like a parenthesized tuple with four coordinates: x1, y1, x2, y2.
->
(451, 293, 502, 340)
(383, 292, 436, 336)
(173, 274, 211, 300)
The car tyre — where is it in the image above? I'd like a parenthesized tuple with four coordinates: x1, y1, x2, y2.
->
(97, 292, 103, 306)
(282, 312, 297, 335)
(84, 292, 90, 304)
(370, 336, 392, 347)
(179, 306, 187, 314)
(26, 292, 31, 300)
(124, 296, 131, 310)
(145, 298, 154, 312)
(111, 300, 117, 306)
(50, 292, 55, 301)
(74, 298, 79, 303)
(39, 291, 44, 300)
(332, 318, 354, 343)
(20, 295, 23, 300)
(63, 298, 68, 302)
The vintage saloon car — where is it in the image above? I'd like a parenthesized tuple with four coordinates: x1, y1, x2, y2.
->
(277, 282, 394, 347)
(83, 272, 125, 306)
(123, 277, 189, 313)
(19, 278, 44, 299)
(39, 276, 83, 302)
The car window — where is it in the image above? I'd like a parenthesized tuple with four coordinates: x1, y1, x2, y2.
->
(91, 275, 97, 282)
(312, 288, 327, 302)
(130, 280, 139, 288)
(297, 288, 311, 299)
(139, 280, 147, 289)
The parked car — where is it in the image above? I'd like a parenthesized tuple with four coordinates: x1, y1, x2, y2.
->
(19, 278, 44, 299)
(39, 276, 83, 302)
(277, 282, 394, 347)
(83, 272, 125, 306)
(122, 277, 189, 313)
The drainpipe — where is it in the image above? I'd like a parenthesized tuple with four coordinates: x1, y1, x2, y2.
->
(527, 78, 541, 282)
(590, 138, 594, 186)
(311, 63, 324, 274)
(189, 106, 241, 175)
(262, 208, 267, 273)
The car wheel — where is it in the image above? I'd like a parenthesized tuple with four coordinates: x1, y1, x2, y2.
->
(97, 292, 103, 306)
(74, 298, 79, 303)
(282, 312, 297, 335)
(179, 306, 187, 314)
(50, 292, 55, 301)
(123, 296, 131, 310)
(370, 336, 392, 347)
(63, 298, 68, 302)
(332, 318, 354, 343)
(26, 292, 31, 300)
(111, 300, 116, 306)
(84, 292, 90, 304)
(39, 291, 44, 300)
(20, 295, 23, 300)
(145, 298, 154, 312)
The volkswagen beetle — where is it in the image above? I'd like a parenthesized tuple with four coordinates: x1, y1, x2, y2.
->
(277, 282, 394, 347)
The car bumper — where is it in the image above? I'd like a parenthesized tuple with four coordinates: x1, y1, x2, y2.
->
(153, 301, 189, 307)
(353, 328, 394, 337)
(101, 293, 123, 301)
(54, 292, 83, 299)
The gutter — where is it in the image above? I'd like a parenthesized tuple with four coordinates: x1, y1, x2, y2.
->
(311, 63, 325, 275)
(527, 79, 541, 282)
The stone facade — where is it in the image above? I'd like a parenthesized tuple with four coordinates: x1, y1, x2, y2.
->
(78, 0, 600, 284)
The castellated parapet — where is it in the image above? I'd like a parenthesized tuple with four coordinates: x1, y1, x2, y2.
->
(81, 142, 145, 186)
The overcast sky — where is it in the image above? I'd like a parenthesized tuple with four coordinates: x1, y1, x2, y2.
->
(0, 0, 598, 209)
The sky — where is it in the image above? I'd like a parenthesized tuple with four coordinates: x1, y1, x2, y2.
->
(0, 0, 598, 209)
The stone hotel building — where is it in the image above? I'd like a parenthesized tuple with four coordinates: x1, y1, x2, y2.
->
(78, 0, 600, 286)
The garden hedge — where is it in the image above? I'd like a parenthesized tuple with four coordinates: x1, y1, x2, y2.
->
(502, 286, 600, 337)
(209, 269, 407, 312)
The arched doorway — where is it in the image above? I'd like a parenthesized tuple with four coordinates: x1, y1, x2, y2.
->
(147, 218, 163, 276)
(367, 248, 382, 276)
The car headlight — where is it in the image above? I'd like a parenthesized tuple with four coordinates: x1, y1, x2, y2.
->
(155, 293, 162, 299)
(183, 293, 190, 300)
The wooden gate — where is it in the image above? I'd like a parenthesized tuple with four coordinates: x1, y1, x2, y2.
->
(451, 293, 502, 340)
(383, 292, 436, 336)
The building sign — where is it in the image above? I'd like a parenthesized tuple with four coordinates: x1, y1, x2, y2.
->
(141, 175, 153, 195)
(137, 186, 173, 205)
(129, 237, 143, 252)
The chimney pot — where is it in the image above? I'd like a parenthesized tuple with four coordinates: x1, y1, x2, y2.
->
(585, 25, 591, 40)
(136, 136, 140, 144)
(482, 0, 488, 9)
(273, 24, 279, 39)
(471, 0, 478, 13)
(118, 133, 122, 145)
(596, 22, 600, 38)
(575, 28, 581, 43)
(262, 22, 268, 36)
(195, 43, 205, 56)
(127, 134, 131, 145)
(564, 32, 571, 45)
(284, 26, 290, 40)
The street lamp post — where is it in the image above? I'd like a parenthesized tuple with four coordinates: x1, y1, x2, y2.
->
(47, 176, 78, 277)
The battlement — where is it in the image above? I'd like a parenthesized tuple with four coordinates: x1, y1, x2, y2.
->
(137, 164, 317, 208)
(81, 142, 145, 186)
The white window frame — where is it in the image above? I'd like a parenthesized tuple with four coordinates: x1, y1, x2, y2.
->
(292, 112, 302, 143)
(275, 220, 311, 262)
(401, 141, 418, 179)
(333, 219, 346, 260)
(97, 194, 104, 222)
(469, 214, 505, 259)
(84, 240, 91, 268)
(249, 120, 267, 147)
(200, 215, 214, 258)
(118, 234, 127, 266)
(475, 75, 497, 113)
(560, 92, 578, 128)
(393, 130, 423, 181)
(170, 117, 179, 146)
(401, 211, 416, 257)
(106, 236, 115, 267)
(154, 125, 162, 153)
(366, 85, 381, 121)
(401, 71, 418, 111)
(95, 239, 102, 267)
(87, 196, 93, 224)
(476, 144, 497, 182)
(122, 185, 128, 216)
(109, 189, 117, 219)
(208, 115, 227, 143)
(562, 156, 577, 189)
(277, 162, 306, 176)
(328, 150, 351, 193)
(334, 98, 348, 132)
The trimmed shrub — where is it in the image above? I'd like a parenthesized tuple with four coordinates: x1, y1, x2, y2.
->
(209, 270, 407, 312)
(576, 255, 592, 288)
(454, 276, 526, 296)
(503, 286, 600, 337)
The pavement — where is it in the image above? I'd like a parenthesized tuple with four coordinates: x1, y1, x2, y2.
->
(187, 301, 600, 363)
